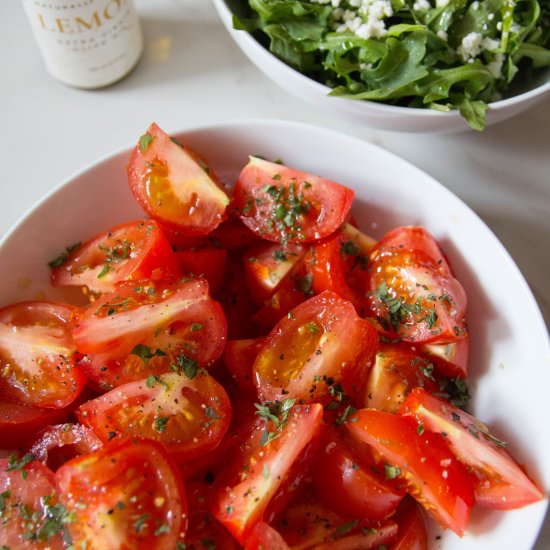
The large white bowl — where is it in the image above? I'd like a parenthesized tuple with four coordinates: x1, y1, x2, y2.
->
(0, 120, 548, 548)
(213, 0, 550, 133)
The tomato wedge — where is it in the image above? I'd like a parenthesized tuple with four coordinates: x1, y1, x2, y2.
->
(366, 226, 468, 344)
(253, 291, 378, 403)
(400, 387, 545, 510)
(127, 122, 229, 236)
(346, 408, 475, 536)
(0, 301, 86, 409)
(50, 219, 180, 294)
(420, 336, 470, 379)
(392, 498, 429, 550)
(55, 438, 187, 550)
(212, 403, 323, 544)
(0, 455, 66, 549)
(245, 522, 289, 550)
(176, 246, 227, 295)
(232, 156, 354, 244)
(363, 343, 441, 413)
(73, 278, 226, 388)
(77, 371, 231, 461)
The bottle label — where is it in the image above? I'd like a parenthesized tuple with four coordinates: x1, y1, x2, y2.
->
(22, 0, 144, 89)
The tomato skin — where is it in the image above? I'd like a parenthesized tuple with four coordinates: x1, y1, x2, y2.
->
(232, 156, 354, 244)
(312, 427, 405, 521)
(400, 387, 545, 510)
(50, 219, 180, 294)
(312, 522, 398, 550)
(26, 422, 102, 471)
(74, 278, 227, 388)
(245, 522, 289, 550)
(0, 456, 65, 549)
(391, 498, 429, 550)
(0, 301, 87, 409)
(420, 336, 470, 379)
(366, 226, 468, 344)
(346, 408, 475, 536)
(127, 122, 229, 236)
(253, 291, 377, 404)
(363, 343, 441, 413)
(55, 438, 187, 550)
(176, 247, 227, 295)
(212, 403, 324, 545)
(78, 371, 231, 461)
(224, 338, 265, 397)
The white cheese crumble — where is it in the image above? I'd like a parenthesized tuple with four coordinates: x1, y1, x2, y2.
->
(458, 31, 484, 60)
(436, 0, 450, 8)
(413, 0, 431, 11)
(437, 29, 448, 41)
(329, 0, 394, 39)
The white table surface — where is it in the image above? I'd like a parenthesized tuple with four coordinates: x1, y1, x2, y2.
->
(2, 0, 549, 547)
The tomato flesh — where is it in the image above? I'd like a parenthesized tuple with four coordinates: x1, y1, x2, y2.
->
(400, 387, 545, 510)
(232, 156, 354, 244)
(55, 438, 187, 550)
(78, 371, 231, 461)
(0, 301, 86, 409)
(127, 123, 229, 236)
(346, 408, 475, 536)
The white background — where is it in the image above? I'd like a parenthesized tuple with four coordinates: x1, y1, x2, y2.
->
(1, 0, 549, 547)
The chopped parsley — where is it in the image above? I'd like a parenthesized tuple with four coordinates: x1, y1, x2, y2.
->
(154, 416, 170, 433)
(170, 353, 199, 379)
(130, 344, 167, 362)
(254, 398, 296, 446)
(4, 453, 35, 480)
(139, 133, 153, 153)
(47, 242, 80, 268)
(384, 464, 401, 479)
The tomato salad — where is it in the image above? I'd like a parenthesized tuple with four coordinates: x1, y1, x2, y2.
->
(0, 123, 544, 549)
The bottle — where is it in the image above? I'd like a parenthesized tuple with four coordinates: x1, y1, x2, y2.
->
(21, 0, 144, 89)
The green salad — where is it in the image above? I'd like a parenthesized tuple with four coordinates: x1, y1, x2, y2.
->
(233, 0, 550, 129)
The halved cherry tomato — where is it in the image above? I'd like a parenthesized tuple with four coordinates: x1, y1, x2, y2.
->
(419, 336, 470, 379)
(55, 438, 187, 550)
(224, 337, 265, 397)
(77, 371, 231, 461)
(0, 455, 65, 549)
(366, 226, 468, 344)
(127, 122, 229, 236)
(243, 242, 305, 304)
(391, 498, 429, 550)
(50, 219, 180, 294)
(176, 246, 227, 295)
(212, 403, 323, 544)
(0, 301, 86, 409)
(400, 387, 544, 510)
(73, 278, 226, 388)
(27, 423, 102, 471)
(253, 291, 378, 403)
(312, 427, 405, 521)
(232, 156, 354, 244)
(274, 489, 397, 549)
(185, 512, 241, 550)
(364, 343, 441, 413)
(346, 408, 475, 536)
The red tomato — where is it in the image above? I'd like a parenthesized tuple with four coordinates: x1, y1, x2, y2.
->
(0, 301, 86, 409)
(363, 343, 441, 413)
(212, 403, 323, 544)
(73, 278, 226, 388)
(55, 438, 187, 550)
(224, 337, 265, 397)
(0, 455, 65, 549)
(50, 219, 180, 294)
(419, 336, 470, 379)
(366, 226, 468, 344)
(253, 291, 378, 404)
(400, 387, 544, 510)
(392, 498, 429, 550)
(274, 489, 397, 549)
(185, 512, 241, 550)
(232, 156, 354, 244)
(312, 427, 405, 521)
(77, 371, 231, 461)
(0, 397, 81, 449)
(175, 246, 227, 294)
(346, 408, 475, 536)
(127, 122, 229, 236)
(245, 522, 289, 550)
(243, 241, 306, 304)
(26, 423, 102, 471)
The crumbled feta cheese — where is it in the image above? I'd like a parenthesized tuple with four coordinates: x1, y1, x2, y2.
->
(458, 31, 483, 61)
(437, 29, 448, 41)
(488, 12, 495, 20)
(472, 0, 480, 8)
(497, 21, 503, 30)
(487, 52, 504, 78)
(413, 0, 431, 11)
(436, 0, 450, 8)
(481, 37, 500, 51)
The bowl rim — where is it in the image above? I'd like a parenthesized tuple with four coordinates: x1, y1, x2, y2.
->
(213, 0, 550, 118)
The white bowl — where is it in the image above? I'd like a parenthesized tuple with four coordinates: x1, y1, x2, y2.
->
(213, 0, 550, 133)
(0, 120, 548, 548)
